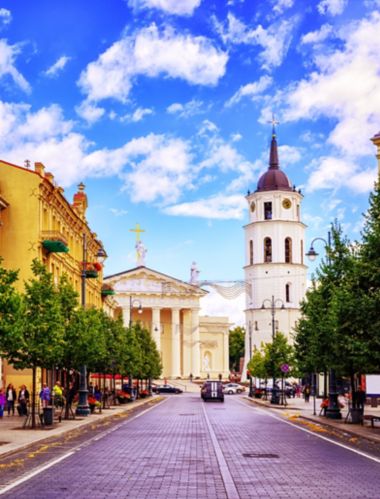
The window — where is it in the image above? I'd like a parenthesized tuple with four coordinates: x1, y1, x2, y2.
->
(264, 237, 272, 263)
(301, 240, 304, 264)
(249, 240, 253, 265)
(264, 202, 272, 220)
(297, 204, 300, 220)
(286, 283, 291, 302)
(285, 237, 292, 263)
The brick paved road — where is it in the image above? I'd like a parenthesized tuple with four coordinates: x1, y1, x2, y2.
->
(1, 393, 380, 498)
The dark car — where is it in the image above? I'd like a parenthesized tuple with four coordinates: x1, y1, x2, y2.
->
(155, 384, 183, 394)
(201, 381, 224, 402)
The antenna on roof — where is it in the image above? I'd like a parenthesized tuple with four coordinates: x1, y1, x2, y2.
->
(24, 159, 31, 169)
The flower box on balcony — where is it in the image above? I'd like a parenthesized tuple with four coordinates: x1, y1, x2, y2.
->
(42, 231, 69, 253)
(101, 288, 115, 296)
(85, 270, 98, 278)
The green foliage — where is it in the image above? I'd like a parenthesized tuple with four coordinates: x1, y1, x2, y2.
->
(6, 259, 64, 370)
(247, 348, 266, 379)
(263, 332, 294, 379)
(229, 326, 245, 371)
(0, 260, 22, 356)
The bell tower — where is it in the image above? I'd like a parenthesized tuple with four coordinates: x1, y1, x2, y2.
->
(243, 124, 307, 375)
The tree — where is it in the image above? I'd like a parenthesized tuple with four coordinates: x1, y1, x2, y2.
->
(7, 260, 64, 428)
(247, 348, 266, 380)
(0, 260, 22, 356)
(263, 332, 294, 381)
(229, 326, 245, 372)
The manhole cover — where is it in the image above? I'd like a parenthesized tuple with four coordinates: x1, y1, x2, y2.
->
(243, 453, 279, 459)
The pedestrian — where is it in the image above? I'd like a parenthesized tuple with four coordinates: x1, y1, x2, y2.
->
(94, 385, 102, 402)
(39, 383, 51, 408)
(53, 381, 64, 408)
(6, 384, 16, 416)
(295, 384, 301, 398)
(189, 373, 193, 383)
(0, 388, 6, 418)
(18, 385, 29, 416)
(303, 384, 311, 403)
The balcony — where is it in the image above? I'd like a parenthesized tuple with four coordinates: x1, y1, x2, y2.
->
(42, 231, 69, 253)
(101, 284, 115, 297)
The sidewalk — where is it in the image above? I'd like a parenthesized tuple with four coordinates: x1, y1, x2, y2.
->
(0, 397, 158, 458)
(246, 395, 380, 444)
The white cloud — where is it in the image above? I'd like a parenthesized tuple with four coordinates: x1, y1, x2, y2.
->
(273, 0, 294, 14)
(283, 13, 380, 158)
(226, 75, 273, 107)
(231, 133, 242, 142)
(301, 24, 333, 44)
(75, 100, 105, 124)
(78, 24, 228, 103)
(167, 99, 205, 118)
(122, 107, 154, 122)
(306, 156, 377, 193)
(277, 145, 301, 165)
(0, 39, 30, 92)
(128, 0, 201, 15)
(214, 13, 296, 70)
(44, 55, 71, 78)
(318, 0, 347, 16)
(0, 8, 11, 27)
(109, 208, 128, 216)
(201, 289, 245, 327)
(164, 194, 246, 220)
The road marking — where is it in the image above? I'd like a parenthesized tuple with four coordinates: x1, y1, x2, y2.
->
(0, 452, 75, 495)
(237, 399, 380, 464)
(0, 398, 168, 495)
(201, 403, 240, 499)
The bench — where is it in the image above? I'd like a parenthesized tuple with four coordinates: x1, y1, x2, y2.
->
(363, 415, 380, 428)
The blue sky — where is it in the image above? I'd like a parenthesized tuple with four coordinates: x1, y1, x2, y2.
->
(1, 0, 379, 324)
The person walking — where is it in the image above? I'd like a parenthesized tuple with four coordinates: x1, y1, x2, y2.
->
(6, 384, 16, 416)
(0, 388, 6, 418)
(18, 385, 30, 416)
(53, 381, 64, 408)
(303, 384, 311, 403)
(39, 383, 51, 408)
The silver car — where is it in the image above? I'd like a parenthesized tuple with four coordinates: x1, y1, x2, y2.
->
(224, 383, 245, 395)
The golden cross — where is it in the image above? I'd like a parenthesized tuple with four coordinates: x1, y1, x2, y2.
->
(130, 223, 145, 242)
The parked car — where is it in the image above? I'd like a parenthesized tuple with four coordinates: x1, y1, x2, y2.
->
(201, 381, 224, 402)
(154, 384, 183, 394)
(223, 383, 245, 395)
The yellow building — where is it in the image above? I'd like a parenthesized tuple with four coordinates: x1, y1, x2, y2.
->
(104, 266, 230, 379)
(0, 159, 112, 388)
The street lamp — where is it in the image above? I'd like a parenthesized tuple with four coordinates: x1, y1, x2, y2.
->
(306, 232, 341, 420)
(76, 233, 106, 417)
(261, 296, 285, 404)
(129, 296, 143, 327)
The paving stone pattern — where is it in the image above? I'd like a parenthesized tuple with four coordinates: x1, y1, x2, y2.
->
(2, 394, 380, 498)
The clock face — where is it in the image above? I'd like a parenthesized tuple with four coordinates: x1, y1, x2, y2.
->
(282, 198, 291, 209)
(250, 201, 256, 212)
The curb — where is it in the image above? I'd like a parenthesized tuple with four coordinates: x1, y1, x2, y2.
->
(0, 396, 161, 460)
(244, 396, 380, 445)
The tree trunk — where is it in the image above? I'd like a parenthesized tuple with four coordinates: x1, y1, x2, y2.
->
(350, 372, 356, 409)
(64, 370, 70, 420)
(31, 366, 36, 429)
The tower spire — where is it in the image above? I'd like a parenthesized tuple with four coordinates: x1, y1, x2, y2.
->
(268, 113, 280, 170)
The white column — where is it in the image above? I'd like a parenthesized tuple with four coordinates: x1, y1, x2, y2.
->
(123, 304, 131, 328)
(223, 331, 229, 377)
(152, 307, 161, 353)
(191, 308, 200, 377)
(171, 308, 181, 378)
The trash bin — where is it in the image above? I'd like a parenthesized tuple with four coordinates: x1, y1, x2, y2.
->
(43, 406, 54, 426)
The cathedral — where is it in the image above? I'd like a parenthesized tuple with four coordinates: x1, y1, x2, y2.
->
(242, 126, 307, 374)
(104, 254, 230, 380)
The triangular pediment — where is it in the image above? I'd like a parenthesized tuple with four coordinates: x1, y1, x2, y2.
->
(104, 266, 207, 297)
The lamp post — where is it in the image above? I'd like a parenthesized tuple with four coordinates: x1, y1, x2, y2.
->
(248, 321, 254, 397)
(76, 233, 106, 416)
(261, 296, 285, 404)
(306, 232, 341, 420)
(129, 296, 143, 327)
